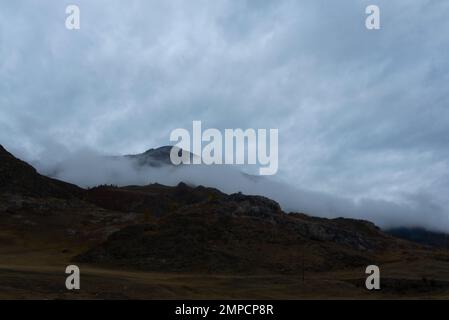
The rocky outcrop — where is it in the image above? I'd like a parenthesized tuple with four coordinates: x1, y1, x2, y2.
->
(76, 185, 408, 274)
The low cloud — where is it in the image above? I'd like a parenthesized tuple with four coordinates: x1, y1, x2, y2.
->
(31, 147, 449, 233)
(1, 1, 449, 232)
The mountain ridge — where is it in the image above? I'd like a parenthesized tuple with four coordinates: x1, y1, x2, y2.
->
(2, 143, 449, 297)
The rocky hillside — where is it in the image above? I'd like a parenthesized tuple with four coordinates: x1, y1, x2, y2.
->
(85, 182, 223, 216)
(0, 144, 438, 277)
(0, 145, 83, 199)
(77, 185, 423, 274)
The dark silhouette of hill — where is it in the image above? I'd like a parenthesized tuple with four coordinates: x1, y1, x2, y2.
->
(78, 186, 423, 274)
(0, 145, 83, 199)
(2, 144, 449, 298)
(387, 227, 449, 249)
(86, 182, 222, 216)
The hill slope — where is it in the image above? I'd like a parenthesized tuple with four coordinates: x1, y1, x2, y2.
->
(77, 186, 424, 274)
(387, 227, 449, 249)
(0, 145, 83, 199)
(1, 144, 449, 298)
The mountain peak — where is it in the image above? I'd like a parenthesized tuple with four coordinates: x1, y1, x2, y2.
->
(142, 145, 173, 154)
(126, 145, 195, 167)
(125, 146, 174, 167)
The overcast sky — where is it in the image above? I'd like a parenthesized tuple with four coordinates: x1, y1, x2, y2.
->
(1, 1, 448, 230)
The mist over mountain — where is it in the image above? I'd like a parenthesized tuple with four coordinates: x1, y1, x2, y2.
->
(387, 227, 449, 249)
(24, 145, 449, 233)
(2, 0, 449, 238)
(1, 0, 449, 300)
(5, 142, 449, 299)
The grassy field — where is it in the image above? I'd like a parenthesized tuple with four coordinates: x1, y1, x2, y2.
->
(1, 241, 449, 300)
(2, 212, 449, 300)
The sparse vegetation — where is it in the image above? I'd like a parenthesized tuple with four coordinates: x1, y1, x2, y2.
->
(2, 144, 449, 299)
